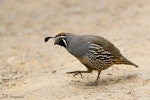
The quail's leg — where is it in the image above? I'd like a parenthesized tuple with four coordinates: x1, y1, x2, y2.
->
(67, 69, 92, 76)
(87, 70, 101, 86)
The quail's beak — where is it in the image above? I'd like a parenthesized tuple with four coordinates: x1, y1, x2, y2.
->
(54, 37, 60, 45)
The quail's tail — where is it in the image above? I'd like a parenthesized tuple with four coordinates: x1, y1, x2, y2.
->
(114, 55, 139, 68)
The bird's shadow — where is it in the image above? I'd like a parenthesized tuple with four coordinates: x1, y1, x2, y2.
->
(99, 73, 138, 86)
(69, 73, 138, 87)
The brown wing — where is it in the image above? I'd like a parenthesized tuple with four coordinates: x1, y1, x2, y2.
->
(88, 36, 122, 58)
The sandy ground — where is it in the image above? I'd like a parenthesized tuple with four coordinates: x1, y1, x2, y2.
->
(0, 0, 150, 100)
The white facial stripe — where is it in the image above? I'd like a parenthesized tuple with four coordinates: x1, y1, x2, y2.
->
(62, 38, 67, 47)
(56, 36, 66, 38)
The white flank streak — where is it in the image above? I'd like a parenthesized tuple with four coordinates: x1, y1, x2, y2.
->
(101, 51, 111, 55)
(89, 49, 95, 52)
(88, 41, 91, 43)
(90, 43, 101, 47)
(90, 44, 101, 49)
(89, 46, 100, 50)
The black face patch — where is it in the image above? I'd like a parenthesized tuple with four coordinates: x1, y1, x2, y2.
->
(55, 38, 67, 48)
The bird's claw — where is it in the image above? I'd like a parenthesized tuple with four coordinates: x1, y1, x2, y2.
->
(86, 81, 98, 87)
(66, 71, 82, 76)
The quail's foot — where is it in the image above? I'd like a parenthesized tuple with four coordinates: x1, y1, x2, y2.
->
(67, 71, 82, 76)
(86, 81, 98, 86)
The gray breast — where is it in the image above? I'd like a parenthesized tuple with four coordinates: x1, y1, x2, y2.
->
(66, 36, 89, 58)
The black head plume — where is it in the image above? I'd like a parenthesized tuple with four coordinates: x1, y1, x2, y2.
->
(44, 36, 55, 42)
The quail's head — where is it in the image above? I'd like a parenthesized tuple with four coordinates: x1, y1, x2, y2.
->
(54, 33, 68, 48)
(45, 32, 69, 48)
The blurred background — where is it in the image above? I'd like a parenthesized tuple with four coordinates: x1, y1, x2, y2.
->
(0, 0, 150, 100)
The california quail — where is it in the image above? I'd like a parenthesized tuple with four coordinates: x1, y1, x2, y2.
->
(45, 32, 138, 86)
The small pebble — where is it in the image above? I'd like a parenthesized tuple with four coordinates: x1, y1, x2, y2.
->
(52, 70, 56, 73)
(0, 80, 3, 84)
(107, 73, 112, 75)
(108, 67, 113, 71)
(127, 91, 132, 95)
(77, 80, 80, 82)
(2, 78, 10, 82)
(12, 69, 17, 73)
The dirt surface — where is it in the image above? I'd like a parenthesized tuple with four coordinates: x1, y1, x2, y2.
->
(0, 0, 150, 100)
